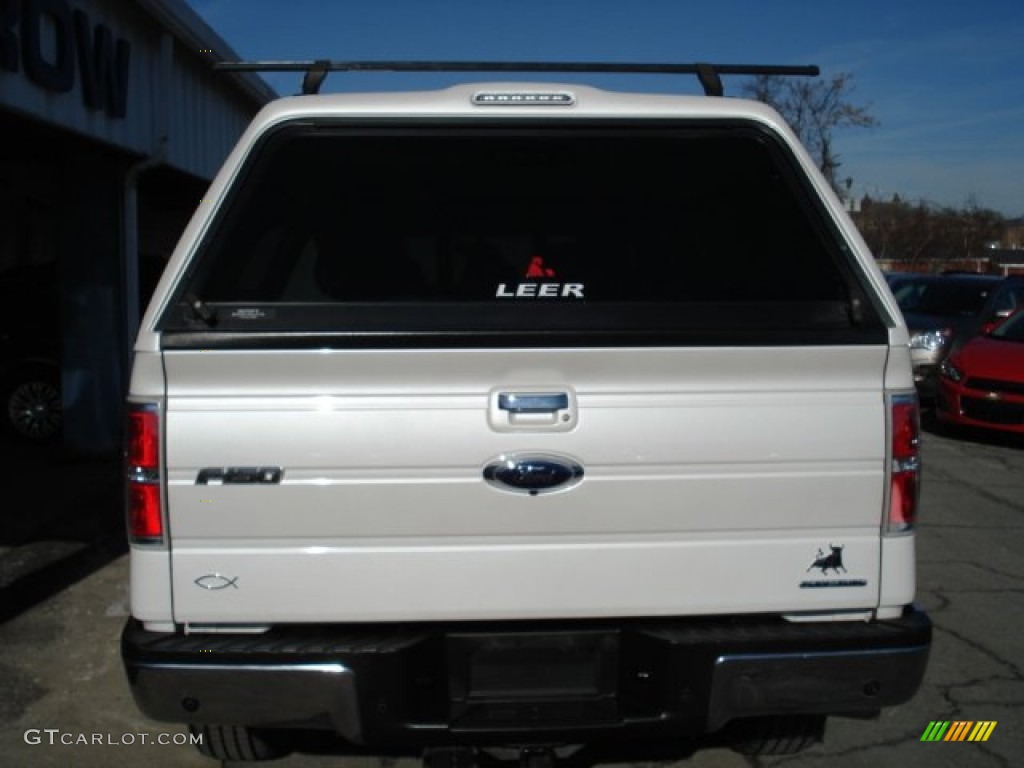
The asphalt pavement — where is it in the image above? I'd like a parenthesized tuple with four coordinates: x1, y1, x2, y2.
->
(0, 415, 1021, 768)
(0, 438, 123, 624)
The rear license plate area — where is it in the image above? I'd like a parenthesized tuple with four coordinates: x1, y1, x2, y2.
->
(447, 630, 620, 728)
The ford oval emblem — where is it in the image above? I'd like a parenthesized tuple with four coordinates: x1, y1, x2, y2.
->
(483, 453, 584, 496)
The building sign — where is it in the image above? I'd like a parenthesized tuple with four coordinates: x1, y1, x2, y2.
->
(0, 0, 130, 118)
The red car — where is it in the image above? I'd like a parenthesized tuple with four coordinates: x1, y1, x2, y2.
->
(937, 309, 1024, 435)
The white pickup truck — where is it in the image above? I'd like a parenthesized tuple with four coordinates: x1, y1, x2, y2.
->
(121, 62, 931, 765)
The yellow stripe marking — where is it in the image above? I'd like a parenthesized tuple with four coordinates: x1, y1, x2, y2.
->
(970, 721, 997, 742)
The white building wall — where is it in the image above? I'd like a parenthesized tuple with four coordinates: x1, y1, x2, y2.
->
(0, 0, 273, 179)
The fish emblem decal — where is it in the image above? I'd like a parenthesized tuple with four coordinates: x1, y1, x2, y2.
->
(194, 574, 239, 590)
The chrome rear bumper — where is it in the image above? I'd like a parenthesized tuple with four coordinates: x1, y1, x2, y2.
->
(122, 608, 930, 749)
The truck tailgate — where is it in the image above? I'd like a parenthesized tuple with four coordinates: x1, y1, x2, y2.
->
(164, 345, 887, 623)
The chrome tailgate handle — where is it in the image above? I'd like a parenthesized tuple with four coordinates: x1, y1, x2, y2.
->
(489, 389, 576, 432)
(498, 392, 570, 413)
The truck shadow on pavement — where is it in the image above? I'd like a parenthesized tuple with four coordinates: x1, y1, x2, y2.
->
(0, 436, 124, 624)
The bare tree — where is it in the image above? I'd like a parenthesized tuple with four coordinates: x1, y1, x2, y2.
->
(855, 196, 1005, 269)
(743, 73, 878, 193)
(944, 198, 1004, 263)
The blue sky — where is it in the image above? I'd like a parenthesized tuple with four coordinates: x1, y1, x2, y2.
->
(188, 0, 1024, 217)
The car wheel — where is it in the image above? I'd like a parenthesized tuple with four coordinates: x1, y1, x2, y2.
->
(3, 365, 63, 441)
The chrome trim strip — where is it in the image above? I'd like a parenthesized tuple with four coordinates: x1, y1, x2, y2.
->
(136, 661, 349, 673)
(714, 643, 930, 666)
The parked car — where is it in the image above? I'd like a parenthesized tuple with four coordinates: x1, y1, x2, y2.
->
(937, 308, 1024, 435)
(889, 273, 1024, 399)
(0, 264, 62, 441)
(882, 271, 919, 289)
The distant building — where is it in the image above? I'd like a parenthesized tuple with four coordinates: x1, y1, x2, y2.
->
(1003, 218, 1024, 251)
(0, 0, 275, 452)
(988, 250, 1024, 276)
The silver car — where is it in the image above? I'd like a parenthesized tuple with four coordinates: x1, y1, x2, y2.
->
(888, 273, 1023, 399)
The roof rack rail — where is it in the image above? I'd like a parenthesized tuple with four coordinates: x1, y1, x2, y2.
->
(212, 60, 819, 97)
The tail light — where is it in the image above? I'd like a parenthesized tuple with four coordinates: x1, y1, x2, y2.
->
(887, 394, 920, 533)
(126, 403, 163, 543)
